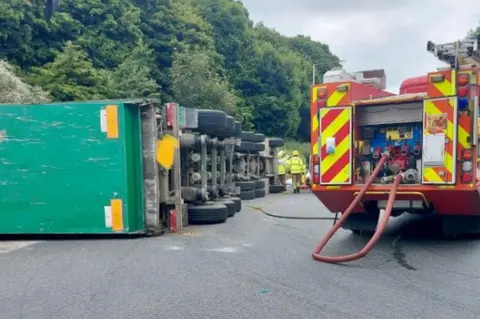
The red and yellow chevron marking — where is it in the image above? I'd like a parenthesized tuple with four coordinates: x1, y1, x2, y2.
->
(326, 83, 350, 107)
(319, 106, 352, 184)
(310, 85, 325, 155)
(427, 70, 456, 98)
(422, 97, 456, 184)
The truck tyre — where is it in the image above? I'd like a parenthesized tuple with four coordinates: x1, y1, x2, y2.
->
(233, 121, 242, 137)
(241, 131, 256, 142)
(253, 133, 265, 142)
(216, 198, 236, 217)
(215, 115, 235, 138)
(269, 184, 285, 193)
(254, 180, 265, 189)
(193, 110, 227, 136)
(236, 181, 255, 191)
(255, 188, 266, 198)
(230, 196, 242, 212)
(240, 190, 255, 200)
(255, 143, 265, 152)
(188, 202, 228, 224)
(235, 141, 256, 153)
(269, 138, 284, 147)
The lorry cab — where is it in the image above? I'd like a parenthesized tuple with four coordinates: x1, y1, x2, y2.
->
(310, 36, 480, 237)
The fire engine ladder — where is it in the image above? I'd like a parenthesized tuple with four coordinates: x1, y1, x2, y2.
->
(426, 35, 480, 68)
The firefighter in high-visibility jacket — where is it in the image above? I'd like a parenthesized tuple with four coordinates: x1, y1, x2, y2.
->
(288, 150, 304, 193)
(277, 150, 288, 186)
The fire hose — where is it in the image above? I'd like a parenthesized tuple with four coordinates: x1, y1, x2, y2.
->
(312, 153, 404, 263)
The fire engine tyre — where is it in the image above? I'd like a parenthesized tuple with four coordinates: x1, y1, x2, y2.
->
(269, 184, 285, 193)
(254, 188, 266, 198)
(254, 180, 265, 189)
(216, 198, 236, 217)
(235, 141, 256, 153)
(255, 143, 265, 152)
(194, 110, 227, 135)
(240, 190, 255, 200)
(236, 181, 255, 191)
(188, 202, 228, 224)
(253, 133, 265, 143)
(241, 131, 256, 142)
(269, 138, 284, 147)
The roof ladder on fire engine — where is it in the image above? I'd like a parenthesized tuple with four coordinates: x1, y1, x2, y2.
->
(426, 35, 480, 69)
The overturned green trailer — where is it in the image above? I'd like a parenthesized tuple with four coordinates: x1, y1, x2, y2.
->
(0, 99, 182, 235)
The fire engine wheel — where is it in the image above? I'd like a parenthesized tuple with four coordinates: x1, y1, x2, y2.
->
(193, 109, 227, 136)
(255, 143, 265, 152)
(188, 202, 228, 224)
(235, 141, 256, 153)
(216, 198, 236, 217)
(269, 138, 284, 147)
(240, 190, 255, 200)
(236, 181, 255, 191)
(254, 180, 265, 189)
(255, 188, 266, 198)
(241, 131, 256, 142)
(269, 184, 285, 193)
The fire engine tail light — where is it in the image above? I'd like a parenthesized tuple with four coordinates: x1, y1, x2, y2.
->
(313, 154, 320, 184)
(461, 149, 473, 183)
(457, 73, 470, 112)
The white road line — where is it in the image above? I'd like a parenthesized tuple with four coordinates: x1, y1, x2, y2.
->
(0, 241, 40, 254)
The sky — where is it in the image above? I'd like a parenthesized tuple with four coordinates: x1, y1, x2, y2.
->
(240, 0, 479, 93)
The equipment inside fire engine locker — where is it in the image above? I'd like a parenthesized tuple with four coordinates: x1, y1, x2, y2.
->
(355, 123, 423, 184)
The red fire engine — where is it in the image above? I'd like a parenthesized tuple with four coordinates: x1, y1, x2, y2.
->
(310, 36, 480, 263)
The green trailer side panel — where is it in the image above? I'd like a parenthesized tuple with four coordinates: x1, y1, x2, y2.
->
(0, 102, 145, 234)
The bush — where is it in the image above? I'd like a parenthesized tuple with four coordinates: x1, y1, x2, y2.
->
(0, 60, 50, 104)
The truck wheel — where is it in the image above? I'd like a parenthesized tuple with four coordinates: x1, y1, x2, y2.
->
(241, 131, 256, 142)
(240, 190, 255, 200)
(216, 198, 236, 217)
(193, 110, 227, 136)
(233, 121, 242, 137)
(255, 143, 265, 152)
(216, 115, 235, 138)
(269, 138, 284, 147)
(230, 196, 242, 212)
(236, 181, 255, 191)
(253, 133, 265, 142)
(255, 188, 266, 198)
(188, 202, 228, 224)
(269, 184, 285, 193)
(254, 180, 265, 189)
(235, 141, 256, 153)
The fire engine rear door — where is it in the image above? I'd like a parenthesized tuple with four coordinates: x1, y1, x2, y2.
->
(421, 97, 457, 184)
(319, 106, 353, 185)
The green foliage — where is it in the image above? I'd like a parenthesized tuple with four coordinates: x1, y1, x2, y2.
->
(0, 0, 342, 141)
(282, 140, 310, 160)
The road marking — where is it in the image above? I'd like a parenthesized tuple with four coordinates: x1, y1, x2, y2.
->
(0, 241, 39, 254)
(164, 245, 184, 251)
(204, 247, 238, 253)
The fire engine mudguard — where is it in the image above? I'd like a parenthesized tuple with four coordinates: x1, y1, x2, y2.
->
(312, 154, 404, 263)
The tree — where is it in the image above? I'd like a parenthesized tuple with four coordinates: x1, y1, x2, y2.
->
(29, 41, 108, 101)
(105, 42, 160, 98)
(171, 48, 237, 114)
(0, 60, 50, 104)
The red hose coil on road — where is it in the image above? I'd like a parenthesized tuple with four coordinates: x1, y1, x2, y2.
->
(312, 154, 404, 263)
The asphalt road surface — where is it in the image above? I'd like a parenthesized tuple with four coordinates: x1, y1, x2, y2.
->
(1, 191, 480, 319)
